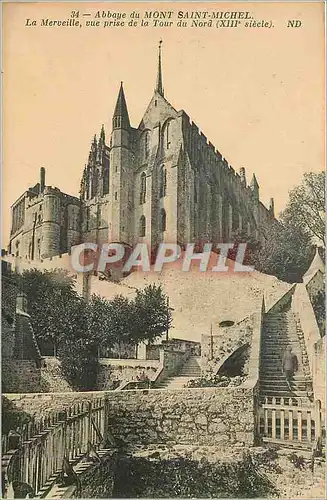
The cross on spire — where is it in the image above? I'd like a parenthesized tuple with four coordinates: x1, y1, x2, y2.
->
(156, 40, 164, 96)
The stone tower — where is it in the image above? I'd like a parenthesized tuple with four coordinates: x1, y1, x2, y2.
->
(108, 82, 134, 244)
(41, 187, 61, 258)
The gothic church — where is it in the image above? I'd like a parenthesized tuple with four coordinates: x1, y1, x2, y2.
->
(9, 43, 275, 260)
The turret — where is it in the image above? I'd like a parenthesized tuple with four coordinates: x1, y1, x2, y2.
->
(239, 167, 246, 187)
(97, 124, 106, 163)
(269, 198, 275, 218)
(40, 187, 61, 258)
(112, 82, 130, 131)
(40, 167, 45, 193)
(250, 173, 259, 201)
(109, 83, 133, 243)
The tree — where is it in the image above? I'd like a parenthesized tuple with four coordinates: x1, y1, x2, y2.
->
(87, 294, 115, 355)
(254, 220, 314, 283)
(8, 268, 99, 390)
(10, 268, 81, 355)
(104, 295, 136, 357)
(281, 172, 325, 245)
(230, 221, 314, 283)
(311, 289, 325, 337)
(58, 308, 99, 391)
(132, 284, 172, 345)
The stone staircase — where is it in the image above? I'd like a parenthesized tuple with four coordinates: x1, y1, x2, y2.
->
(260, 307, 312, 401)
(155, 356, 202, 389)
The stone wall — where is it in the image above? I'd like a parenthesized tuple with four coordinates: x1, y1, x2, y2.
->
(74, 454, 117, 499)
(306, 270, 324, 303)
(292, 283, 321, 378)
(201, 316, 253, 375)
(105, 387, 256, 448)
(161, 338, 201, 356)
(158, 346, 187, 380)
(313, 336, 325, 408)
(40, 356, 73, 393)
(97, 359, 159, 390)
(4, 386, 257, 450)
(2, 360, 41, 393)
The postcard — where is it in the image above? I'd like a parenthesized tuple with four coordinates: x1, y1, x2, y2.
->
(1, 1, 325, 499)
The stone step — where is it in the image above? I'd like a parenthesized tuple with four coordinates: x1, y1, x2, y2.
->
(262, 338, 301, 341)
(261, 384, 308, 392)
(260, 379, 309, 387)
(264, 332, 298, 336)
(260, 375, 307, 382)
(260, 363, 306, 369)
(156, 376, 196, 389)
(261, 350, 303, 355)
(179, 371, 201, 376)
(265, 326, 299, 329)
(260, 391, 310, 399)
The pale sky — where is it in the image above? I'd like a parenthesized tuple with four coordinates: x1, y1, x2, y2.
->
(2, 1, 325, 246)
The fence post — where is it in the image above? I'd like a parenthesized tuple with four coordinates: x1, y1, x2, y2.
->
(87, 401, 92, 446)
(315, 400, 321, 440)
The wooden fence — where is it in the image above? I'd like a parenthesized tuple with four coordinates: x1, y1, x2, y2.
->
(258, 396, 323, 447)
(2, 397, 106, 497)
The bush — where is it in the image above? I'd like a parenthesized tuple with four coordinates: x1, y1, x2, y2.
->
(186, 374, 245, 388)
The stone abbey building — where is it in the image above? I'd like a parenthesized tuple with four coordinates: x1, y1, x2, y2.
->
(9, 44, 275, 260)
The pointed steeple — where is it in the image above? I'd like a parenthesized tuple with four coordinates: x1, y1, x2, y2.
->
(250, 173, 259, 200)
(100, 124, 105, 143)
(97, 125, 105, 162)
(88, 135, 97, 165)
(250, 173, 259, 189)
(155, 40, 164, 96)
(112, 82, 130, 130)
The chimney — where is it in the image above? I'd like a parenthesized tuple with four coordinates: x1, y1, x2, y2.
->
(40, 167, 45, 193)
(269, 198, 275, 218)
(239, 167, 246, 187)
(16, 292, 28, 313)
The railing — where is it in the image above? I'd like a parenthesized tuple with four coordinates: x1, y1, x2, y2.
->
(258, 396, 323, 448)
(2, 397, 105, 497)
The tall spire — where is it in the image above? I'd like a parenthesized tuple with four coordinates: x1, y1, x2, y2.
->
(113, 82, 130, 130)
(100, 124, 105, 143)
(156, 40, 164, 96)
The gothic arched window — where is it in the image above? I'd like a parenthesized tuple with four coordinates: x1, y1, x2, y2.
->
(166, 121, 171, 149)
(142, 131, 150, 162)
(37, 239, 41, 259)
(139, 215, 146, 237)
(140, 172, 146, 204)
(160, 209, 166, 232)
(159, 166, 167, 198)
(194, 182, 198, 204)
(15, 240, 20, 257)
(103, 167, 109, 195)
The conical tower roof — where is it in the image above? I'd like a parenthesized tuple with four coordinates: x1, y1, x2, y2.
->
(113, 82, 130, 129)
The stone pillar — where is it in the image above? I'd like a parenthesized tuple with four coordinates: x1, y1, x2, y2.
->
(238, 213, 243, 232)
(218, 194, 223, 240)
(137, 342, 147, 360)
(16, 292, 28, 313)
